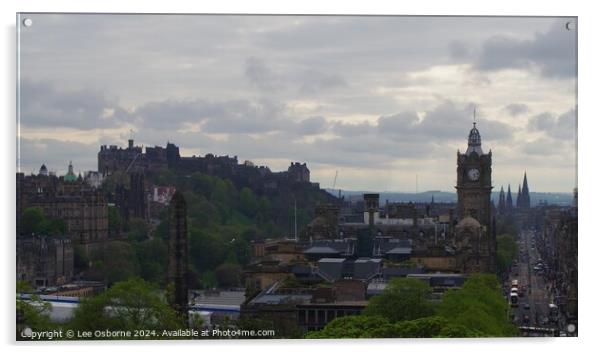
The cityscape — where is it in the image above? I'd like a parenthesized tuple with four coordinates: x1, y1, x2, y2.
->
(16, 14, 577, 340)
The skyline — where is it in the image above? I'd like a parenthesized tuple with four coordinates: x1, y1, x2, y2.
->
(17, 14, 577, 192)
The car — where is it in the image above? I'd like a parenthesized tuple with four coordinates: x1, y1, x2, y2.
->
(523, 303, 531, 310)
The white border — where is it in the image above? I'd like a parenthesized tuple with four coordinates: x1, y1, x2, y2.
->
(2, 1, 599, 354)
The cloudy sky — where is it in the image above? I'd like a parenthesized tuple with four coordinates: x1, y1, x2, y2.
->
(17, 14, 577, 193)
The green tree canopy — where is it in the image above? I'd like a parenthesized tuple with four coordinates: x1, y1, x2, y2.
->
(87, 241, 140, 286)
(363, 277, 435, 322)
(107, 205, 123, 234)
(306, 315, 395, 339)
(308, 274, 517, 339)
(126, 217, 150, 242)
(497, 233, 518, 273)
(134, 238, 168, 286)
(69, 278, 183, 332)
(19, 207, 66, 237)
(214, 263, 242, 288)
(436, 273, 517, 336)
(16, 281, 54, 336)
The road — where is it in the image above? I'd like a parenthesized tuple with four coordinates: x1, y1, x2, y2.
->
(507, 229, 557, 336)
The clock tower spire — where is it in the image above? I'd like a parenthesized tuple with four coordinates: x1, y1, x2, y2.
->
(455, 119, 495, 273)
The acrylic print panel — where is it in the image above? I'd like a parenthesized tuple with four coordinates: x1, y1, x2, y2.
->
(16, 13, 577, 340)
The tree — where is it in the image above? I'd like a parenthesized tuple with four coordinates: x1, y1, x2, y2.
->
(497, 233, 518, 273)
(19, 207, 68, 237)
(188, 228, 227, 273)
(393, 316, 482, 338)
(107, 205, 123, 234)
(239, 187, 258, 217)
(40, 218, 67, 236)
(363, 278, 435, 322)
(306, 315, 396, 339)
(436, 274, 517, 336)
(69, 278, 183, 332)
(127, 217, 149, 242)
(16, 281, 54, 337)
(200, 271, 217, 289)
(19, 208, 45, 236)
(134, 238, 168, 286)
(214, 263, 242, 288)
(73, 245, 90, 273)
(87, 241, 139, 285)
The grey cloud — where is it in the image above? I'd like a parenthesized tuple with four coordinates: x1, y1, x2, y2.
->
(133, 98, 286, 133)
(217, 132, 427, 170)
(332, 121, 377, 137)
(448, 40, 470, 59)
(505, 103, 529, 116)
(378, 111, 421, 136)
(245, 57, 279, 90)
(298, 71, 347, 95)
(19, 137, 99, 175)
(528, 108, 576, 140)
(17, 14, 576, 191)
(377, 101, 513, 142)
(475, 19, 576, 78)
(293, 116, 328, 135)
(521, 137, 568, 156)
(133, 97, 332, 137)
(20, 79, 128, 129)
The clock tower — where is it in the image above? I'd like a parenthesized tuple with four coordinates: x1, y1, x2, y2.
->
(456, 122, 493, 224)
(455, 121, 496, 273)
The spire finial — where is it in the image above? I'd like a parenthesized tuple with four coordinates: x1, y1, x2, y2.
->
(473, 106, 477, 126)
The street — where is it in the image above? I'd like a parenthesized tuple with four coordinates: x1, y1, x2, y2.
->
(507, 229, 559, 336)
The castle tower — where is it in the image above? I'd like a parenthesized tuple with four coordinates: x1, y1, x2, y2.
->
(455, 121, 495, 273)
(167, 190, 188, 320)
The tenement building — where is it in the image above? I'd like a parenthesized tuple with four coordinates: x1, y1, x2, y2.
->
(17, 235, 74, 287)
(17, 163, 109, 252)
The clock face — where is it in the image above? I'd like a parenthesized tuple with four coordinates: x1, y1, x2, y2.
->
(468, 168, 480, 181)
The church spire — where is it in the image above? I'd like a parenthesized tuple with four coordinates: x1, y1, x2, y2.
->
(498, 186, 506, 214)
(506, 184, 513, 210)
(521, 172, 531, 208)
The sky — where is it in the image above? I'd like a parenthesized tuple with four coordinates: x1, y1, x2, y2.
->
(17, 14, 577, 193)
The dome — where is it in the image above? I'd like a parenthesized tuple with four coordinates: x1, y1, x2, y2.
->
(456, 216, 481, 229)
(38, 164, 48, 176)
(466, 122, 484, 155)
(64, 161, 77, 182)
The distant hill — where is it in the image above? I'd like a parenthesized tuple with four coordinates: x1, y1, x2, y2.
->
(325, 189, 574, 207)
